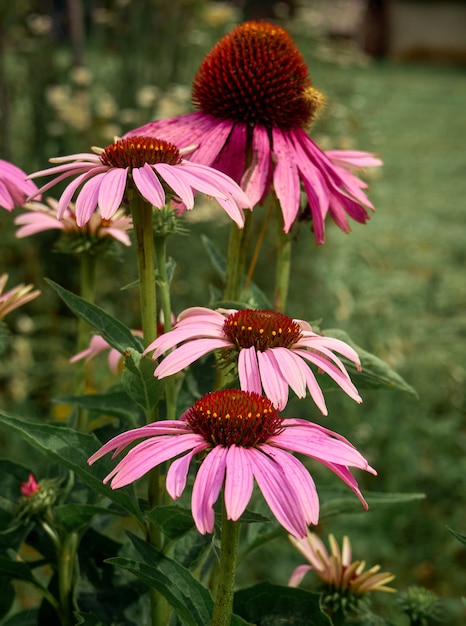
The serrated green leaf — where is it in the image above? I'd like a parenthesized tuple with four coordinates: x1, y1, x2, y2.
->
(56, 390, 141, 425)
(0, 411, 143, 523)
(107, 532, 214, 626)
(146, 505, 195, 541)
(54, 503, 125, 532)
(320, 489, 425, 521)
(122, 349, 165, 413)
(234, 582, 332, 626)
(323, 328, 418, 396)
(45, 278, 144, 354)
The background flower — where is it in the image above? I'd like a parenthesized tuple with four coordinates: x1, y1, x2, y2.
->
(89, 389, 376, 538)
(0, 159, 39, 211)
(145, 307, 362, 412)
(0, 273, 41, 320)
(127, 21, 382, 243)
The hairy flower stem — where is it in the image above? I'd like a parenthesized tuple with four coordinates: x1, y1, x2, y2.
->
(131, 193, 168, 625)
(211, 509, 240, 626)
(154, 233, 176, 421)
(223, 212, 252, 302)
(130, 193, 158, 349)
(57, 531, 79, 626)
(76, 253, 96, 431)
(273, 207, 292, 313)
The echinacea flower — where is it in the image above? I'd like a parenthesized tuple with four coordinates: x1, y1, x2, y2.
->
(127, 21, 382, 243)
(15, 197, 133, 248)
(289, 532, 396, 594)
(0, 274, 41, 319)
(27, 136, 251, 227)
(0, 159, 39, 211)
(88, 389, 376, 538)
(145, 307, 361, 413)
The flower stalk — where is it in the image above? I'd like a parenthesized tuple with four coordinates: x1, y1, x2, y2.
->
(273, 204, 292, 313)
(211, 506, 241, 626)
(76, 253, 96, 431)
(223, 212, 252, 302)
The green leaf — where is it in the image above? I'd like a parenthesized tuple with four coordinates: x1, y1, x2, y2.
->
(234, 582, 332, 626)
(320, 489, 425, 520)
(0, 579, 15, 620)
(0, 557, 49, 591)
(1, 609, 39, 626)
(0, 411, 143, 523)
(146, 505, 195, 541)
(107, 532, 214, 626)
(122, 349, 165, 413)
(56, 390, 142, 425)
(323, 328, 418, 396)
(74, 612, 104, 626)
(447, 526, 466, 545)
(45, 278, 143, 354)
(54, 503, 125, 532)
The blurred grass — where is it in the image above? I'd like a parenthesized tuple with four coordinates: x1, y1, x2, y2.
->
(1, 2, 465, 624)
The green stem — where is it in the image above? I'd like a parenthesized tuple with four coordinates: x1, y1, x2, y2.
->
(223, 212, 252, 302)
(76, 253, 96, 431)
(211, 509, 241, 626)
(57, 531, 79, 626)
(154, 234, 176, 420)
(273, 211, 292, 313)
(130, 193, 158, 348)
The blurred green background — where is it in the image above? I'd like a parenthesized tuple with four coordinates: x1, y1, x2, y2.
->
(1, 1, 465, 624)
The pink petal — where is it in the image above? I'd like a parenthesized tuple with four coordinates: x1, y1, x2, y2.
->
(192, 117, 235, 166)
(326, 150, 383, 169)
(166, 443, 208, 499)
(257, 349, 289, 410)
(154, 163, 195, 209)
(272, 128, 301, 233)
(191, 446, 228, 534)
(75, 173, 107, 226)
(98, 167, 128, 219)
(132, 163, 166, 208)
(224, 445, 254, 521)
(249, 448, 308, 538)
(57, 169, 105, 218)
(238, 347, 262, 395)
(241, 124, 272, 207)
(147, 323, 228, 360)
(268, 347, 307, 399)
(212, 122, 247, 183)
(289, 564, 312, 587)
(14, 213, 64, 237)
(154, 337, 232, 378)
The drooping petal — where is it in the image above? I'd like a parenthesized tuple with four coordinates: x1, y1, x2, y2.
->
(257, 349, 289, 410)
(237, 346, 262, 395)
(98, 167, 128, 219)
(56, 169, 104, 218)
(272, 128, 301, 232)
(249, 448, 308, 538)
(268, 347, 307, 400)
(14, 212, 64, 237)
(241, 124, 272, 207)
(224, 444, 254, 521)
(166, 442, 209, 499)
(132, 163, 166, 208)
(154, 163, 195, 209)
(261, 444, 319, 525)
(75, 172, 107, 226)
(193, 117, 236, 168)
(288, 564, 312, 588)
(145, 323, 228, 360)
(191, 446, 228, 534)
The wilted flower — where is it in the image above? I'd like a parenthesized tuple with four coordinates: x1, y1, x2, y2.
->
(0, 274, 41, 319)
(89, 389, 376, 538)
(15, 197, 133, 250)
(27, 136, 251, 227)
(145, 307, 361, 412)
(0, 159, 39, 211)
(289, 532, 396, 595)
(128, 21, 381, 243)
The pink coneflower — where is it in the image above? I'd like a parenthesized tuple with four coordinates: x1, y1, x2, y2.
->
(127, 21, 382, 243)
(88, 389, 376, 538)
(70, 330, 143, 374)
(289, 532, 396, 594)
(144, 307, 361, 413)
(0, 273, 41, 319)
(0, 159, 39, 211)
(27, 136, 251, 227)
(15, 198, 133, 247)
